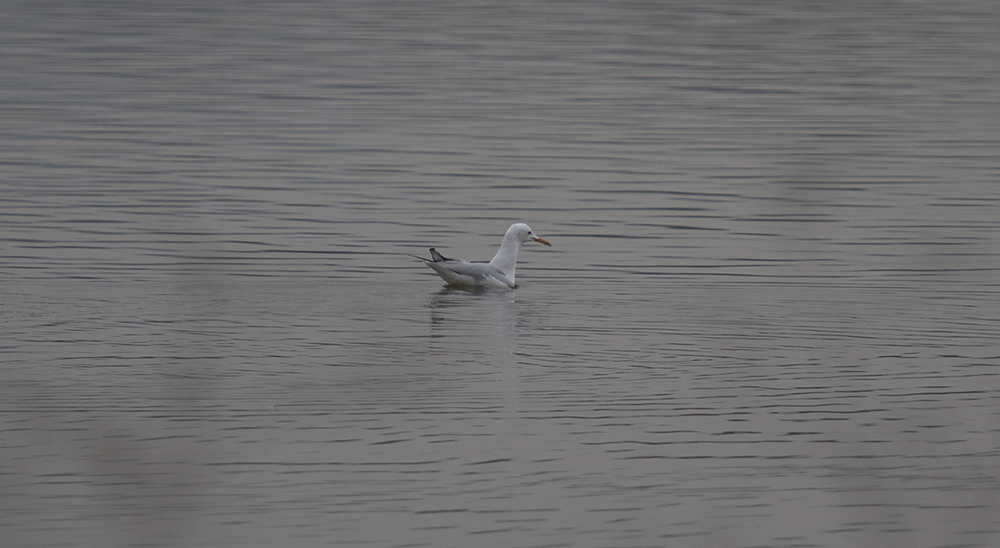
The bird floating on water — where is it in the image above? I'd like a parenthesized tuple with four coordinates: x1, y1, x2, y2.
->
(414, 223, 551, 289)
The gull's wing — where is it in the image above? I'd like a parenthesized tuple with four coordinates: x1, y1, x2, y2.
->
(429, 248, 450, 262)
(422, 251, 514, 288)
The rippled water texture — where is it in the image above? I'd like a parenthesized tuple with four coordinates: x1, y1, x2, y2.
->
(2, 1, 999, 547)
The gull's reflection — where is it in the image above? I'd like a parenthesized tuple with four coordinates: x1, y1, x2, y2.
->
(426, 285, 518, 337)
(434, 285, 517, 298)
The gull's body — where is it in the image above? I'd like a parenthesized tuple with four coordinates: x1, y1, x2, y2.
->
(417, 223, 551, 289)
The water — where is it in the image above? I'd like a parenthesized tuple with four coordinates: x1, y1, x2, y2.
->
(2, 1, 1000, 547)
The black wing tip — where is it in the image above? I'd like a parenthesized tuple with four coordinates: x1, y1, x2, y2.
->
(429, 248, 449, 262)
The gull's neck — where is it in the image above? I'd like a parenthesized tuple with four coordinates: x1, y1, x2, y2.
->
(488, 230, 522, 280)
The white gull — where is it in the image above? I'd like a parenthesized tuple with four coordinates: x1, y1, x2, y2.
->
(414, 223, 552, 289)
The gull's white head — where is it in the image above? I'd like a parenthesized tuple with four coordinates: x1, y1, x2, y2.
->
(508, 223, 552, 247)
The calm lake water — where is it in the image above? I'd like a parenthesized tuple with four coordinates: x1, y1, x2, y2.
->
(2, 1, 1000, 547)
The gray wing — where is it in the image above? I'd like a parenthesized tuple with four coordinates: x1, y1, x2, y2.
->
(427, 258, 515, 288)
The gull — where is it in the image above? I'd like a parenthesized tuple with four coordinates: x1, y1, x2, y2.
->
(414, 223, 552, 289)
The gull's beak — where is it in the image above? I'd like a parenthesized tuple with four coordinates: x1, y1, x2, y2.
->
(534, 237, 552, 247)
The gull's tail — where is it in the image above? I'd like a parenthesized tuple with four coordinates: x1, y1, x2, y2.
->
(407, 248, 453, 263)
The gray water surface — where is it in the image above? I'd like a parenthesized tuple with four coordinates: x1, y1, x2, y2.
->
(3, 1, 1000, 547)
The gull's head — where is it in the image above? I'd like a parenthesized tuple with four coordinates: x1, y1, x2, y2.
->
(508, 222, 552, 247)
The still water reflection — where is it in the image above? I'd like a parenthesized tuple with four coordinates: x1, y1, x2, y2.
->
(2, 1, 1000, 547)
